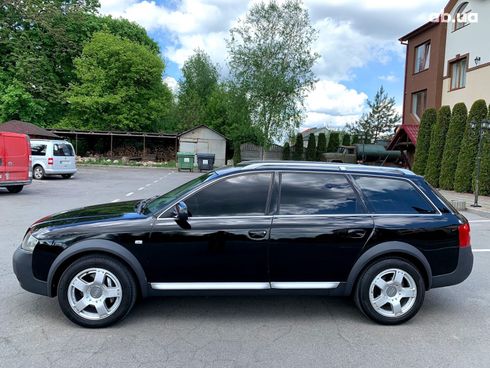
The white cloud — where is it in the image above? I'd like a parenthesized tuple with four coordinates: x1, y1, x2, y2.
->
(379, 73, 398, 82)
(163, 76, 179, 94)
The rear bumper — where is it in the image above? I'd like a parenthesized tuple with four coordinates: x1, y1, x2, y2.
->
(431, 246, 473, 289)
(0, 179, 32, 187)
(12, 247, 49, 296)
(45, 168, 77, 175)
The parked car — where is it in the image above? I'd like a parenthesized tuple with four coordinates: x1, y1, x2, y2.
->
(13, 162, 473, 327)
(30, 139, 77, 179)
(0, 132, 32, 193)
(322, 144, 401, 164)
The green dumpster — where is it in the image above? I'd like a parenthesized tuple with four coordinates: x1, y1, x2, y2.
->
(177, 152, 194, 172)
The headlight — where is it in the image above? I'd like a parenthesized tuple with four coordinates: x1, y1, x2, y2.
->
(21, 232, 39, 252)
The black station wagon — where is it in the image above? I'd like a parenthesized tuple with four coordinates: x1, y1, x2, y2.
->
(13, 162, 473, 327)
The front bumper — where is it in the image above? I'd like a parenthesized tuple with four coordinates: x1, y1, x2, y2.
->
(431, 246, 474, 289)
(12, 247, 48, 296)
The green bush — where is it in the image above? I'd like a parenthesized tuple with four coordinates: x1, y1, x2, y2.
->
(327, 132, 340, 152)
(282, 142, 291, 160)
(342, 133, 351, 146)
(425, 106, 451, 187)
(351, 135, 359, 144)
(439, 103, 468, 190)
(412, 108, 436, 175)
(316, 133, 327, 160)
(305, 133, 316, 161)
(292, 133, 303, 160)
(454, 99, 488, 192)
(473, 105, 490, 195)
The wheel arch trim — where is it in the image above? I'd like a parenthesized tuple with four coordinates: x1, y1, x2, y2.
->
(345, 241, 433, 294)
(46, 239, 148, 298)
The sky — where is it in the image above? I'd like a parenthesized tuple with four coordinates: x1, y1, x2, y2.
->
(98, 0, 447, 131)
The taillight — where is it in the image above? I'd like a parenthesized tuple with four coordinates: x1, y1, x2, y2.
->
(48, 157, 53, 165)
(458, 223, 471, 248)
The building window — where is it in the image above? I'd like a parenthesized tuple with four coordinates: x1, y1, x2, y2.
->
(454, 2, 470, 31)
(412, 90, 427, 121)
(414, 42, 431, 73)
(451, 58, 467, 90)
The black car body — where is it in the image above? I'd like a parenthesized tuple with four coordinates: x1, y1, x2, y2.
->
(13, 162, 473, 327)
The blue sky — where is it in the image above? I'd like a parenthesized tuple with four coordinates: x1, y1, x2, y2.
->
(99, 0, 446, 130)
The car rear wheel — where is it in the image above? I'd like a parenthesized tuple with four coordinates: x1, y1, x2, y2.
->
(61, 174, 73, 179)
(6, 185, 23, 193)
(33, 165, 45, 180)
(354, 258, 425, 325)
(57, 255, 137, 328)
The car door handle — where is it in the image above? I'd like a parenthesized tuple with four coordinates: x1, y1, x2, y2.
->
(248, 230, 268, 240)
(346, 229, 366, 239)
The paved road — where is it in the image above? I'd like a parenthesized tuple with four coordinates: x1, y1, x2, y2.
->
(1, 166, 490, 368)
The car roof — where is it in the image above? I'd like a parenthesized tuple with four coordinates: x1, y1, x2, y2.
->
(216, 161, 416, 178)
(30, 139, 72, 144)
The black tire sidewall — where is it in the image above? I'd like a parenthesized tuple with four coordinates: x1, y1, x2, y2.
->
(57, 255, 137, 328)
(356, 258, 425, 325)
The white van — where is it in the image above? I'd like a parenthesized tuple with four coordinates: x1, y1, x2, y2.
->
(30, 140, 77, 179)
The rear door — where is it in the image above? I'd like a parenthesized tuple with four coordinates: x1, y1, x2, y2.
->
(4, 133, 29, 182)
(53, 142, 76, 171)
(269, 171, 374, 288)
(0, 134, 5, 183)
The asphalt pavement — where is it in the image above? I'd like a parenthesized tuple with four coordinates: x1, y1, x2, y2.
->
(1, 166, 490, 368)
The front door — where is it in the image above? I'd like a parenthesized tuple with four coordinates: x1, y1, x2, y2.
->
(148, 172, 274, 290)
(269, 172, 374, 288)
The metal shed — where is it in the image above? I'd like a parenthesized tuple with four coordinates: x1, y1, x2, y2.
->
(178, 125, 226, 167)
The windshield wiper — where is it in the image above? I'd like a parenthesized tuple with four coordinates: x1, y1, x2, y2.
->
(135, 195, 159, 214)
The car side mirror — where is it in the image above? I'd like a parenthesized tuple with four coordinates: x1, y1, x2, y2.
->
(173, 201, 189, 222)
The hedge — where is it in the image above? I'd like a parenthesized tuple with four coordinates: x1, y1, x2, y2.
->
(327, 132, 340, 152)
(292, 133, 303, 160)
(342, 133, 351, 146)
(282, 142, 291, 160)
(454, 99, 488, 192)
(425, 106, 451, 187)
(305, 133, 316, 161)
(474, 105, 490, 195)
(439, 103, 468, 190)
(316, 132, 327, 160)
(412, 108, 436, 175)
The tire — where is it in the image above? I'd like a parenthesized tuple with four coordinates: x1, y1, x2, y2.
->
(6, 185, 23, 193)
(61, 174, 73, 179)
(354, 258, 425, 325)
(57, 255, 137, 328)
(33, 165, 45, 180)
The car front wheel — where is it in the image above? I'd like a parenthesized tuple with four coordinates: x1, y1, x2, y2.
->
(57, 255, 137, 328)
(354, 258, 425, 325)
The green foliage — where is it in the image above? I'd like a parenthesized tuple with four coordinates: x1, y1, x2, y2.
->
(412, 108, 436, 175)
(227, 0, 319, 145)
(316, 132, 327, 160)
(477, 106, 490, 195)
(63, 32, 170, 132)
(454, 100, 488, 192)
(282, 142, 291, 160)
(341, 133, 351, 146)
(346, 86, 401, 142)
(292, 134, 304, 160)
(0, 77, 45, 123)
(440, 103, 468, 190)
(178, 50, 219, 130)
(425, 106, 451, 187)
(327, 132, 340, 152)
(305, 133, 316, 161)
(351, 135, 359, 144)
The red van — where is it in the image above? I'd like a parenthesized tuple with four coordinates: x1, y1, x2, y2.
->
(0, 132, 32, 193)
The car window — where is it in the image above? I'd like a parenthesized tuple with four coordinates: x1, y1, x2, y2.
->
(186, 173, 272, 217)
(279, 173, 362, 215)
(31, 144, 47, 156)
(53, 143, 74, 157)
(353, 176, 436, 214)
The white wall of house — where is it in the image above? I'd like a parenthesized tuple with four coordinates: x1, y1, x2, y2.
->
(178, 126, 226, 167)
(442, 0, 490, 107)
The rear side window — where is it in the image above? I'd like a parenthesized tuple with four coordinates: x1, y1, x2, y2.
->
(186, 173, 272, 217)
(279, 173, 362, 215)
(353, 176, 436, 214)
(31, 144, 47, 156)
(53, 143, 74, 156)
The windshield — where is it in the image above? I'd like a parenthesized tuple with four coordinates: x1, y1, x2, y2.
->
(143, 171, 216, 214)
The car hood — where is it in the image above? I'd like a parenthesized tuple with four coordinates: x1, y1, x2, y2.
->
(32, 200, 146, 229)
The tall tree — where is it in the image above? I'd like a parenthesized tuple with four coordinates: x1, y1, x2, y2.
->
(425, 106, 451, 187)
(454, 99, 488, 192)
(327, 132, 340, 152)
(440, 103, 468, 190)
(342, 133, 351, 146)
(177, 49, 219, 130)
(227, 0, 318, 146)
(477, 106, 490, 196)
(346, 86, 401, 142)
(293, 133, 304, 160)
(316, 132, 327, 160)
(63, 32, 171, 132)
(282, 142, 291, 160)
(412, 108, 436, 175)
(305, 133, 316, 161)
